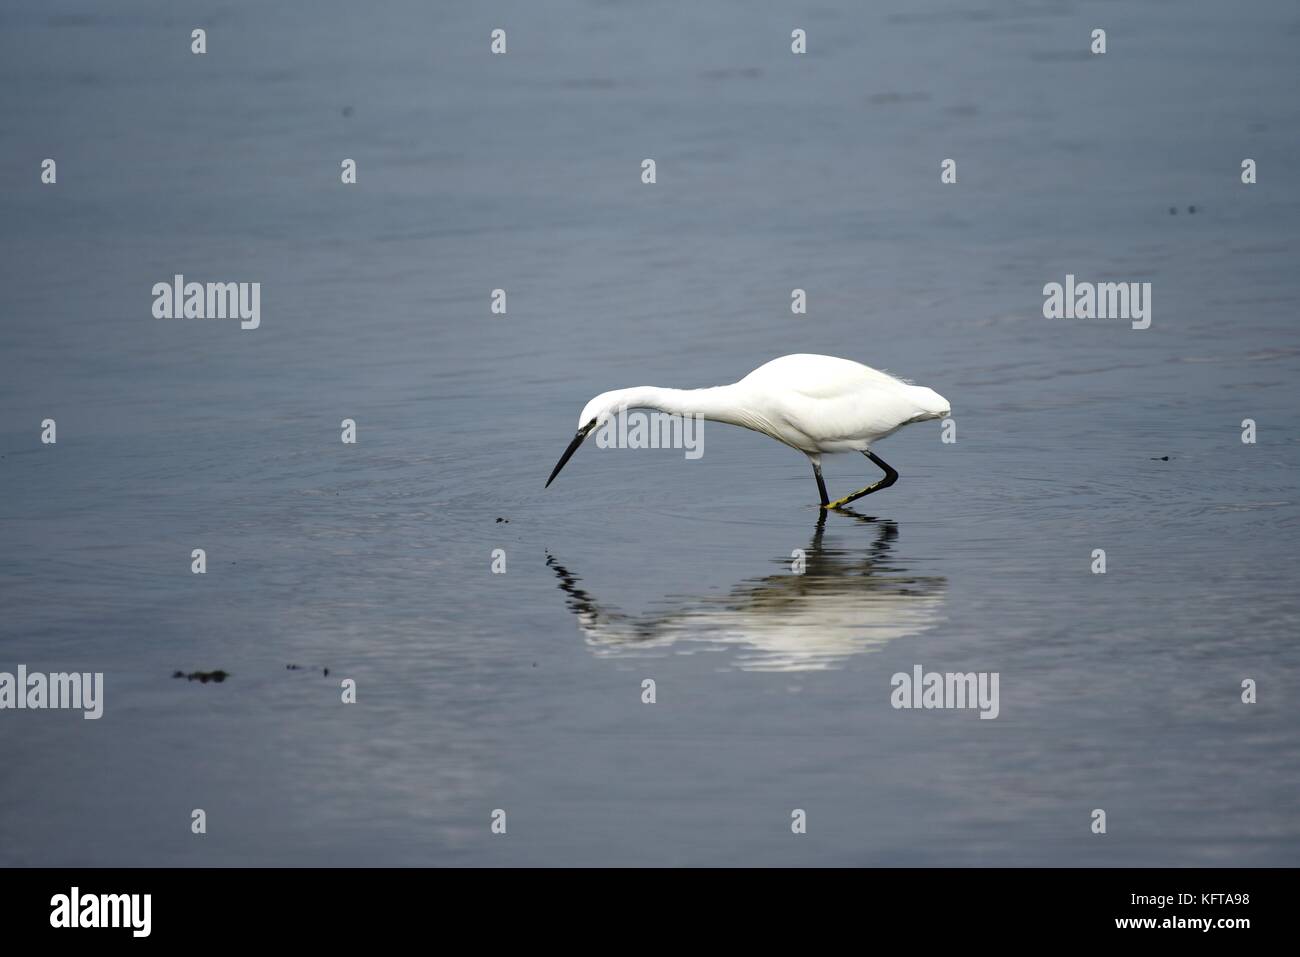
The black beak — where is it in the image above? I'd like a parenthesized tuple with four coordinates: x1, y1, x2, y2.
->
(545, 422, 595, 488)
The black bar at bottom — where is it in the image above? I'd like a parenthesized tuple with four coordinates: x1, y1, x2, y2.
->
(0, 867, 1281, 942)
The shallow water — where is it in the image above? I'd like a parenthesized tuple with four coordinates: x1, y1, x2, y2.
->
(1, 0, 1298, 865)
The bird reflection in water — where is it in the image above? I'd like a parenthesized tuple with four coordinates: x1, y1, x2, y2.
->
(545, 509, 947, 673)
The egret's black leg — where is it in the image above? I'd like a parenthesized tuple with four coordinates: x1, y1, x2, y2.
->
(812, 462, 830, 507)
(826, 450, 898, 509)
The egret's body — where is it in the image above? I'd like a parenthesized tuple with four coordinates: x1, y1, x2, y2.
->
(546, 354, 950, 508)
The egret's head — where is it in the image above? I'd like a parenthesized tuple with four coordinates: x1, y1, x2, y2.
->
(578, 391, 624, 432)
(545, 392, 623, 488)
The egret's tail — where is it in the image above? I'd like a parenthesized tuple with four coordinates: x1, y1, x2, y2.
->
(909, 386, 951, 419)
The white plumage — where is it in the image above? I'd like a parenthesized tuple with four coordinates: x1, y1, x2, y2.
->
(547, 354, 950, 508)
(726, 354, 950, 452)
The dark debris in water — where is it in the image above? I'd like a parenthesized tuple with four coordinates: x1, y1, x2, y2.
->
(173, 669, 229, 683)
(287, 663, 330, 676)
(496, 516, 509, 523)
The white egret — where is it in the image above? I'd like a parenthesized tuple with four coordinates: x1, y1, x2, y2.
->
(546, 354, 950, 508)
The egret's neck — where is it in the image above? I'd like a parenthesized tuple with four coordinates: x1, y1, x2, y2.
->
(607, 385, 756, 430)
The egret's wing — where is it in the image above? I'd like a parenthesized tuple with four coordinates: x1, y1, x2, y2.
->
(781, 382, 928, 444)
(741, 355, 926, 443)
(741, 354, 911, 400)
